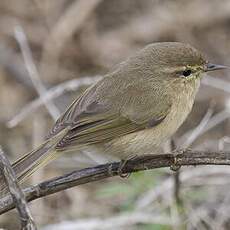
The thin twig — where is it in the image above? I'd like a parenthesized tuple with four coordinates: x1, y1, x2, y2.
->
(174, 171, 182, 205)
(202, 76, 230, 94)
(0, 150, 230, 215)
(169, 139, 182, 206)
(0, 44, 35, 91)
(7, 76, 101, 128)
(201, 109, 230, 135)
(169, 139, 184, 230)
(40, 0, 103, 82)
(135, 166, 230, 210)
(42, 0, 102, 59)
(14, 25, 60, 121)
(179, 108, 230, 148)
(179, 105, 214, 148)
(0, 148, 37, 230)
(41, 212, 172, 230)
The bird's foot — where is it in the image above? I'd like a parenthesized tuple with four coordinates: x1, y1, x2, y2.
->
(170, 152, 181, 171)
(118, 155, 138, 178)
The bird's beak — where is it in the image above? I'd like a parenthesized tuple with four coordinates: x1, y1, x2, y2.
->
(205, 63, 229, 72)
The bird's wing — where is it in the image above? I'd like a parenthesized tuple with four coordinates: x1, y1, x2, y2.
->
(49, 76, 172, 149)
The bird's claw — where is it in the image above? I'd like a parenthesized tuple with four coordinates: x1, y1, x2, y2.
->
(118, 159, 130, 178)
(118, 155, 138, 178)
(170, 154, 181, 171)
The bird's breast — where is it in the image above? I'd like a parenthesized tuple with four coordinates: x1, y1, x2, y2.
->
(99, 79, 200, 159)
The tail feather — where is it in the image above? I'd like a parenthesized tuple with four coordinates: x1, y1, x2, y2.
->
(0, 128, 69, 197)
(13, 142, 57, 183)
(0, 141, 57, 197)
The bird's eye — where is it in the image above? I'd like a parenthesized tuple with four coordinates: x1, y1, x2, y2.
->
(182, 69, 192, 77)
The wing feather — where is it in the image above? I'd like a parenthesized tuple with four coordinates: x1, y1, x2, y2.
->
(48, 74, 172, 150)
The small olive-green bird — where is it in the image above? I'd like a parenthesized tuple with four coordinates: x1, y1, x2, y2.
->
(0, 42, 227, 193)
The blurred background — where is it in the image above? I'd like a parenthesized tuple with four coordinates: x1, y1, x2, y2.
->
(0, 0, 230, 229)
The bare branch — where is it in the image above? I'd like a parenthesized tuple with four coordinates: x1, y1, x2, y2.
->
(0, 44, 35, 91)
(0, 148, 37, 230)
(14, 25, 60, 121)
(202, 76, 230, 94)
(135, 166, 230, 210)
(42, 0, 102, 61)
(41, 212, 172, 230)
(0, 149, 230, 215)
(7, 76, 101, 128)
(40, 0, 103, 82)
(179, 105, 214, 148)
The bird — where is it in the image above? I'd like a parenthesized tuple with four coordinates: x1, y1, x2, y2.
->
(0, 42, 227, 194)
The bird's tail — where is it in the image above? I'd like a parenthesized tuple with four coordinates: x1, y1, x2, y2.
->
(13, 141, 58, 183)
(0, 129, 68, 197)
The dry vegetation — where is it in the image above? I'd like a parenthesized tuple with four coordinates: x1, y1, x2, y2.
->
(0, 0, 230, 229)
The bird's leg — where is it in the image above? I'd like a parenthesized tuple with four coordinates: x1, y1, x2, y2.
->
(118, 155, 138, 178)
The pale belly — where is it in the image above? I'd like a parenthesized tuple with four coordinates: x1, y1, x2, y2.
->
(96, 83, 198, 159)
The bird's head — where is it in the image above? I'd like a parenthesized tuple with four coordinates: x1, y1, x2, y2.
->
(131, 42, 228, 96)
(144, 42, 227, 83)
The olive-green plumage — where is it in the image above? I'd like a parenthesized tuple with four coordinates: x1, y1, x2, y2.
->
(0, 42, 227, 194)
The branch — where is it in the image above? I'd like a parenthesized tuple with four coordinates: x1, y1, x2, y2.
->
(7, 76, 101, 128)
(41, 212, 172, 230)
(0, 149, 230, 215)
(0, 148, 37, 229)
(42, 0, 103, 62)
(14, 25, 60, 121)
